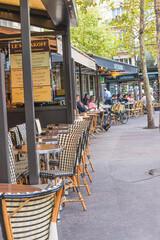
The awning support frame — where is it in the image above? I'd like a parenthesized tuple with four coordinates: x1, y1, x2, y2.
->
(20, 0, 40, 184)
(0, 53, 11, 183)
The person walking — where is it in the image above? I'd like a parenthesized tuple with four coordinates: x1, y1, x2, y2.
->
(104, 88, 112, 105)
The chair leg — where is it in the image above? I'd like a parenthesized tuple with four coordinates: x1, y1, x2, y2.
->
(78, 165, 91, 195)
(82, 153, 92, 183)
(72, 175, 87, 211)
(62, 177, 66, 207)
(62, 176, 87, 211)
(87, 142, 95, 172)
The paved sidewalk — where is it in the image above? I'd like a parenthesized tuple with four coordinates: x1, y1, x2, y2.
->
(58, 113, 160, 240)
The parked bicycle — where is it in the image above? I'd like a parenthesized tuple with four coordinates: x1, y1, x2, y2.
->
(104, 103, 129, 125)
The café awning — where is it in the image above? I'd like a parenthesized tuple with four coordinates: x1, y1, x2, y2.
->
(0, 0, 78, 29)
(91, 55, 138, 73)
(52, 39, 97, 71)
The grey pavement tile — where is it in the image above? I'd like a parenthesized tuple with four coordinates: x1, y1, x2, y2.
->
(58, 112, 160, 240)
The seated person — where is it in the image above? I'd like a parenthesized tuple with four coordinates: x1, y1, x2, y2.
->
(141, 93, 154, 107)
(88, 95, 97, 110)
(122, 94, 129, 103)
(88, 96, 110, 131)
(82, 93, 90, 105)
(127, 93, 135, 102)
(76, 95, 86, 114)
(117, 93, 123, 102)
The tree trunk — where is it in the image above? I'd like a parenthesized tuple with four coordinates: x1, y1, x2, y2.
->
(140, 0, 155, 128)
(154, 0, 160, 129)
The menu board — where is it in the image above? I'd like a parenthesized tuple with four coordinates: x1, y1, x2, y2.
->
(10, 40, 51, 103)
(12, 86, 52, 103)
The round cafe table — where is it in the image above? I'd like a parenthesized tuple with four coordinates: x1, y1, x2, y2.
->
(46, 128, 69, 133)
(47, 124, 71, 129)
(38, 138, 58, 145)
(96, 109, 106, 132)
(37, 131, 68, 139)
(0, 184, 40, 193)
(13, 144, 63, 177)
(87, 111, 100, 136)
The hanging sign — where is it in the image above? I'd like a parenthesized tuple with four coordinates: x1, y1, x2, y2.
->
(10, 40, 51, 103)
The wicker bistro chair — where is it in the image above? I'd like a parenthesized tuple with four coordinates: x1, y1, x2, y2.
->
(1, 179, 63, 240)
(40, 133, 87, 211)
(8, 133, 28, 184)
(9, 127, 28, 163)
(70, 122, 93, 183)
(128, 103, 138, 117)
(9, 127, 22, 146)
(35, 119, 69, 135)
(16, 123, 27, 144)
(74, 119, 94, 174)
(139, 101, 144, 115)
(68, 125, 91, 195)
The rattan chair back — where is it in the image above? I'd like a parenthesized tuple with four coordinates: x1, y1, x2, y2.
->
(16, 123, 27, 143)
(1, 180, 63, 240)
(9, 127, 22, 146)
(35, 118, 42, 135)
(57, 133, 81, 174)
(7, 133, 17, 184)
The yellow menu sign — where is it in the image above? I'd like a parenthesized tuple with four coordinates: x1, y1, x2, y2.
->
(12, 86, 52, 103)
(10, 40, 51, 103)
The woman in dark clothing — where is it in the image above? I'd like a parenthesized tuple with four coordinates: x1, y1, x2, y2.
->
(76, 95, 86, 114)
(82, 93, 90, 105)
(122, 94, 129, 103)
(117, 93, 123, 102)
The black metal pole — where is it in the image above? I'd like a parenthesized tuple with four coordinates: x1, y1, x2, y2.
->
(20, 0, 39, 184)
(79, 64, 83, 100)
(0, 53, 11, 183)
(71, 58, 76, 111)
(96, 69, 99, 100)
(62, 25, 74, 123)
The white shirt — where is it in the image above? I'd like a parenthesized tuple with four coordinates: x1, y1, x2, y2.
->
(104, 90, 112, 99)
(141, 95, 154, 107)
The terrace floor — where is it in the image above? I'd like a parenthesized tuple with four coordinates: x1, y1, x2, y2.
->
(58, 112, 160, 240)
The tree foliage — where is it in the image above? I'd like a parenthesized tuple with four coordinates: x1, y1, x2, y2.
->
(108, 0, 156, 59)
(71, 0, 156, 60)
(71, 6, 116, 57)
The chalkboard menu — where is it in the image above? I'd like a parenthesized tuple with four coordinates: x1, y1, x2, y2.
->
(10, 40, 51, 103)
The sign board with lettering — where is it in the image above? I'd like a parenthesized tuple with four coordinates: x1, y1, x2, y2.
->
(10, 40, 51, 103)
(12, 86, 52, 103)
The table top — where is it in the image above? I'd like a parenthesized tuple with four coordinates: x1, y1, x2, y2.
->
(46, 127, 69, 131)
(38, 132, 68, 138)
(125, 102, 134, 105)
(47, 124, 71, 128)
(103, 105, 112, 109)
(13, 144, 63, 154)
(99, 109, 106, 113)
(87, 111, 100, 115)
(75, 118, 89, 121)
(39, 138, 58, 144)
(0, 184, 40, 193)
